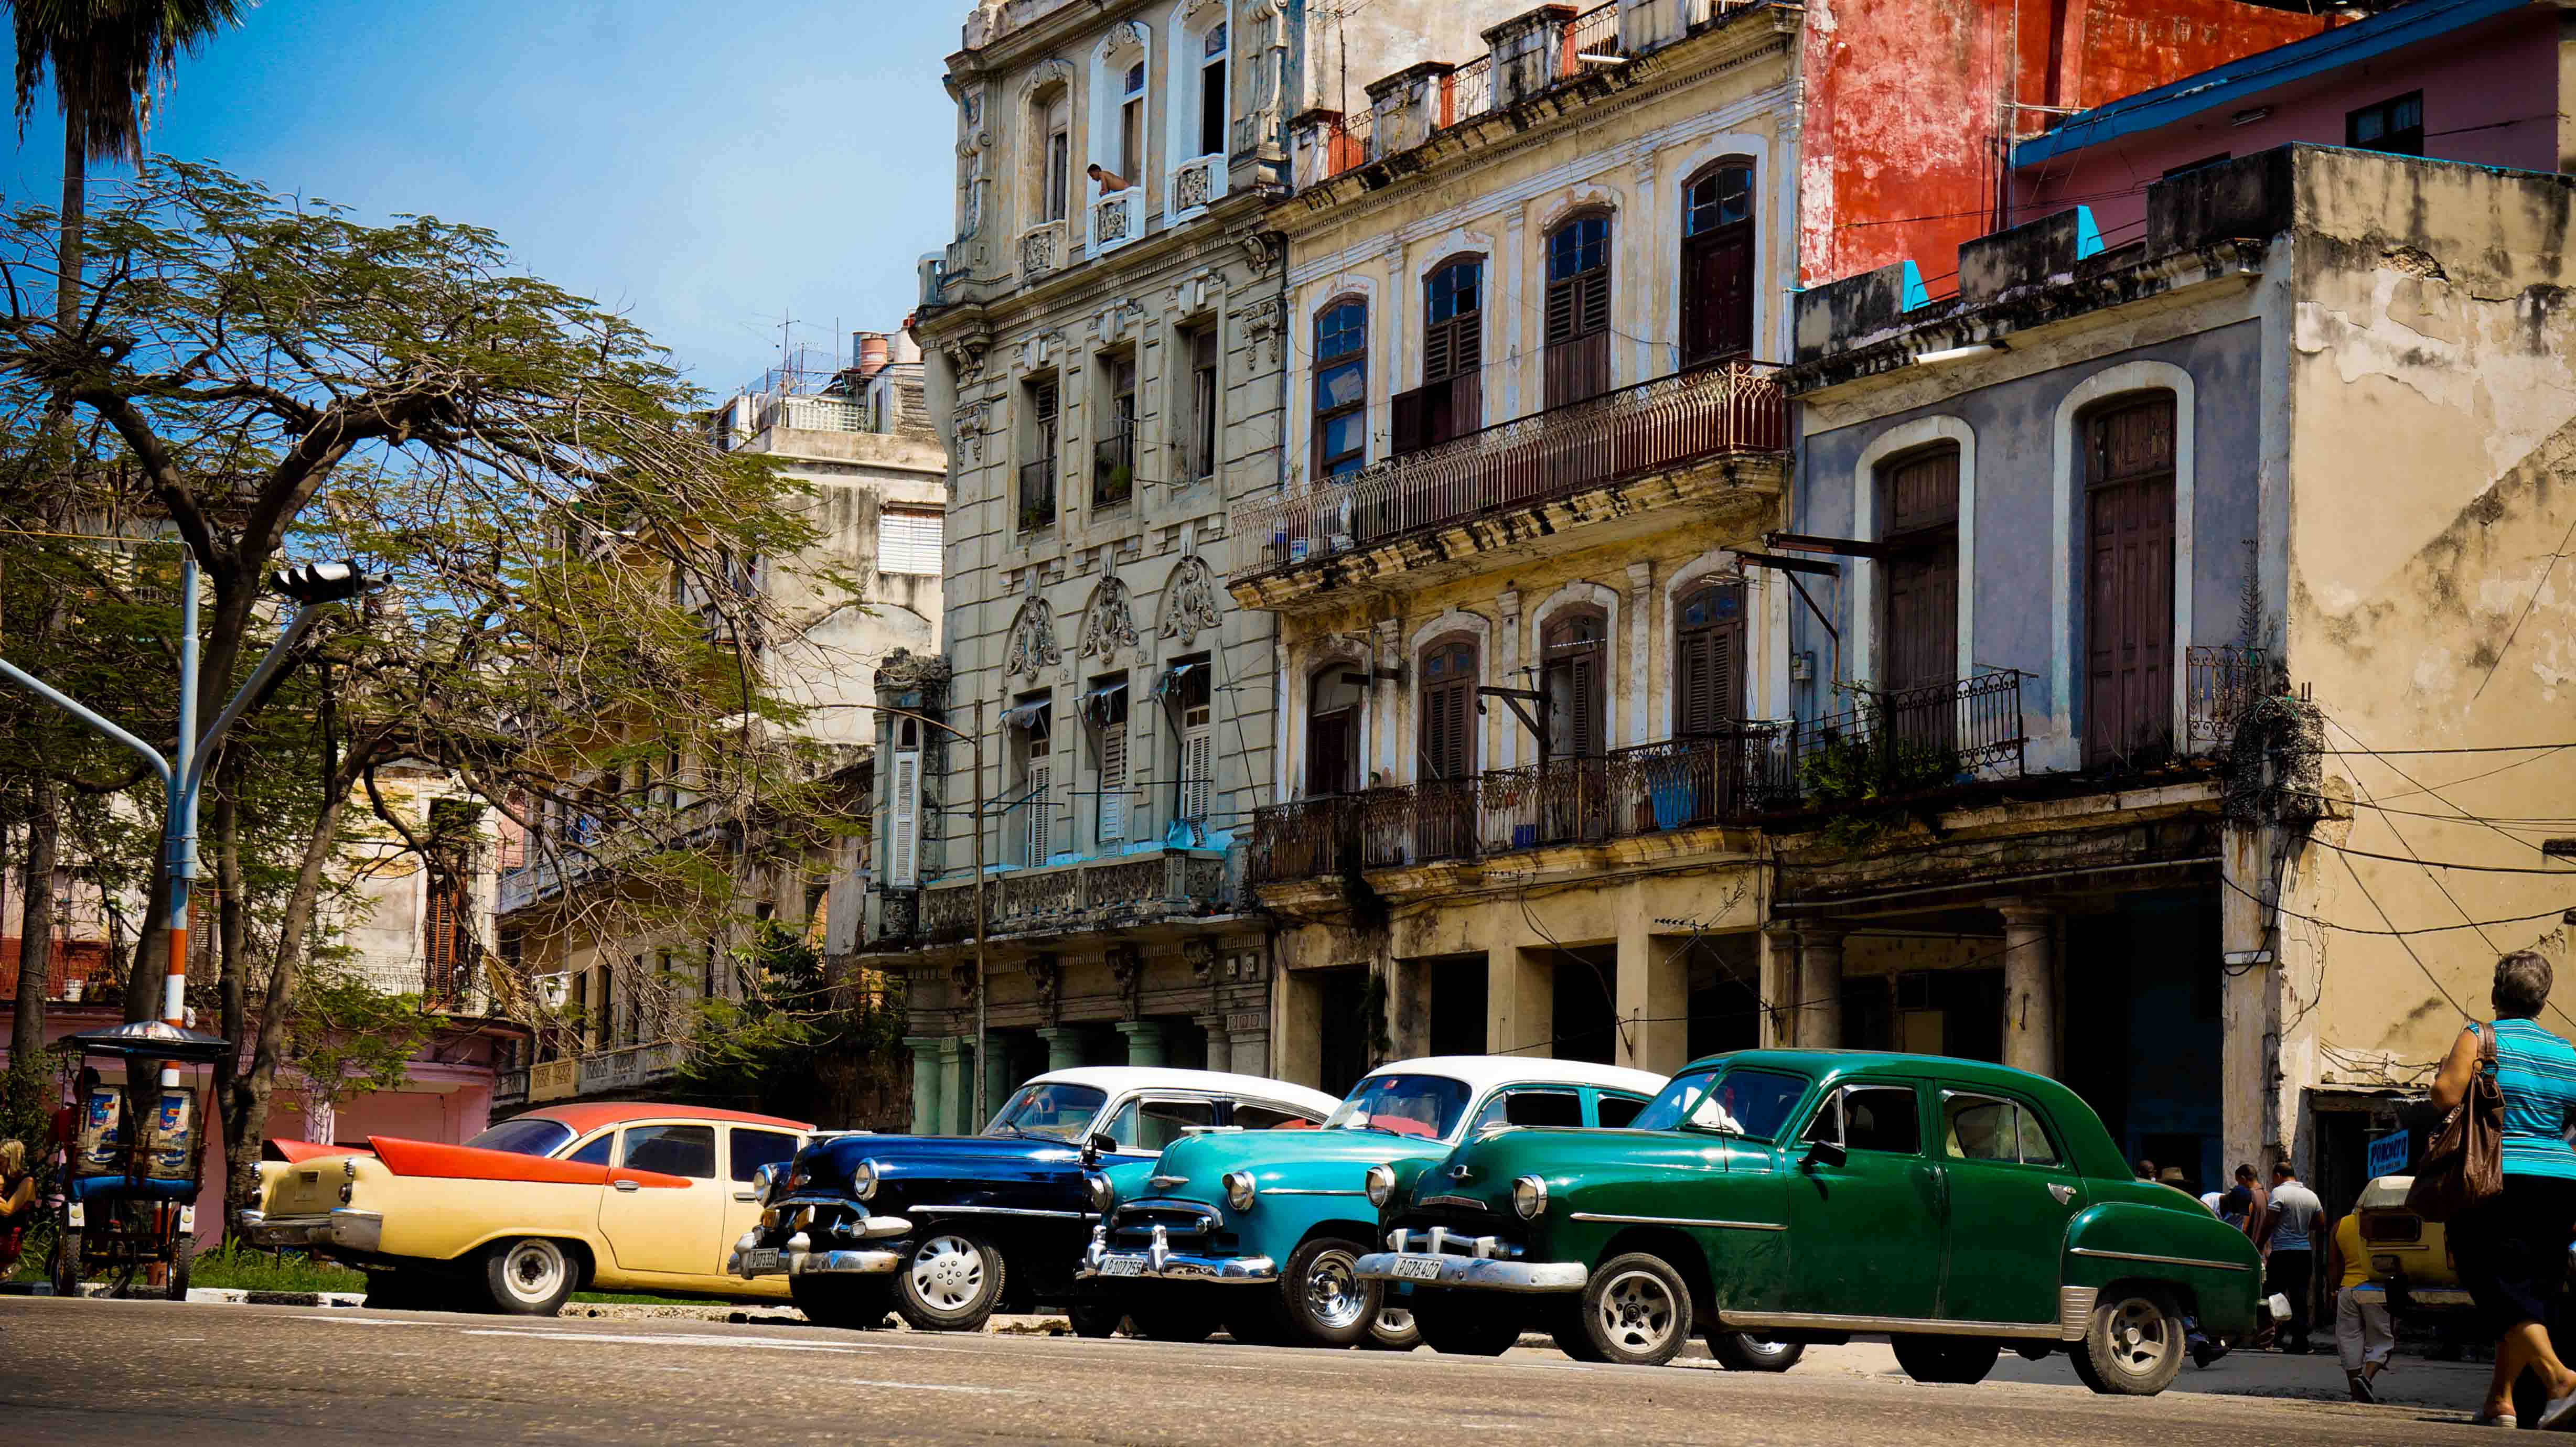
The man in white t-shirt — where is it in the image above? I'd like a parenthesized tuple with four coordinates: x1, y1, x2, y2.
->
(2262, 1162, 2325, 1354)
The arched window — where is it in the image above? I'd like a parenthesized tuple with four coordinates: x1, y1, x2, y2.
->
(1675, 582, 1745, 737)
(1545, 213, 1613, 406)
(1120, 60, 1149, 179)
(2082, 392, 2178, 765)
(1541, 610, 1607, 759)
(1313, 299, 1369, 477)
(1681, 161, 1755, 365)
(1394, 259, 1484, 457)
(1306, 665, 1363, 796)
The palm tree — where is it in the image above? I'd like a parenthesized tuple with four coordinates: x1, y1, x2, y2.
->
(9, 0, 248, 327)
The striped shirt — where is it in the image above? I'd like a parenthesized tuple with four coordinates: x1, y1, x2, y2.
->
(2490, 1018, 2576, 1181)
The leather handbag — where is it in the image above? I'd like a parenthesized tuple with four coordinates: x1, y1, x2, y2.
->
(2407, 1023, 2504, 1222)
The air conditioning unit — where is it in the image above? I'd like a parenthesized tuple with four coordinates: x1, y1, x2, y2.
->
(537, 972, 571, 1008)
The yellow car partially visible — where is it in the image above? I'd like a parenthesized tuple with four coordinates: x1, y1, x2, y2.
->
(2356, 1174, 2463, 1310)
(241, 1103, 819, 1313)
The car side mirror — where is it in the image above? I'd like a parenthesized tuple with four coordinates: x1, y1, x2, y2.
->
(1079, 1131, 1119, 1167)
(1802, 1139, 1847, 1171)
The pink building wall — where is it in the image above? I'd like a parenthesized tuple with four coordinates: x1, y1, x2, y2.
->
(3, 1003, 507, 1246)
(2011, 9, 2561, 246)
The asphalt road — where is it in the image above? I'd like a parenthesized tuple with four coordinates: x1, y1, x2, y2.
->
(0, 1296, 2483, 1445)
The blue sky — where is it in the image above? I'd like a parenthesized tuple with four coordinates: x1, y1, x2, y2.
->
(2, 0, 959, 396)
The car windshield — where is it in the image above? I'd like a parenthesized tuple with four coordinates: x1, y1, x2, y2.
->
(1322, 1074, 1473, 1141)
(1630, 1067, 1808, 1140)
(462, 1118, 577, 1158)
(983, 1082, 1109, 1141)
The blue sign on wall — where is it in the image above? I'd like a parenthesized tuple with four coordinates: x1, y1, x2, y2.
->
(2367, 1129, 2411, 1179)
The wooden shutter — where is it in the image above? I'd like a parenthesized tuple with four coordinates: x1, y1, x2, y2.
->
(1881, 447, 1960, 696)
(1683, 226, 1755, 366)
(1545, 262, 1612, 408)
(1098, 721, 1129, 843)
(887, 749, 920, 887)
(1023, 761, 1052, 866)
(2083, 396, 2178, 765)
(1307, 707, 1352, 797)
(1420, 653, 1476, 782)
(1390, 385, 1430, 459)
(1568, 649, 1600, 757)
(1676, 586, 1744, 736)
(1182, 725, 1213, 826)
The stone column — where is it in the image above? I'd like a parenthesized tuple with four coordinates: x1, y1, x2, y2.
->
(1758, 924, 1800, 1048)
(1196, 1014, 1231, 1074)
(1117, 1019, 1168, 1068)
(905, 1036, 946, 1136)
(1226, 1026, 1270, 1078)
(1614, 915, 1689, 1077)
(1037, 1025, 1090, 1072)
(1799, 928, 1847, 1051)
(1997, 903, 2060, 1078)
(2220, 822, 2284, 1170)
(934, 1039, 972, 1136)
(983, 1039, 1017, 1119)
(1491, 948, 1556, 1059)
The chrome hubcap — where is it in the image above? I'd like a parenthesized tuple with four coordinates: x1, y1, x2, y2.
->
(505, 1240, 564, 1302)
(909, 1235, 985, 1313)
(1304, 1249, 1367, 1331)
(1597, 1270, 1678, 1354)
(1373, 1308, 1416, 1341)
(2108, 1298, 2172, 1373)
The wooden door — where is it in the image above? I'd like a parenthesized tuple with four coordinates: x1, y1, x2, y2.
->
(1417, 642, 1478, 860)
(1881, 446, 1959, 699)
(2084, 396, 2177, 765)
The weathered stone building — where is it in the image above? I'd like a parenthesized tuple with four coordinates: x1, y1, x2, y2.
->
(1780, 141, 2576, 1209)
(890, 0, 1545, 1132)
(499, 329, 946, 1109)
(1239, 1, 1803, 1095)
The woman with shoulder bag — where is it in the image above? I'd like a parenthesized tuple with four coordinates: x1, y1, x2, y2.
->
(2434, 951, 2576, 1429)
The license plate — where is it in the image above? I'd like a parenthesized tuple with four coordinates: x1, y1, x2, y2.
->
(742, 1248, 781, 1275)
(1100, 1256, 1146, 1277)
(1392, 1256, 1443, 1281)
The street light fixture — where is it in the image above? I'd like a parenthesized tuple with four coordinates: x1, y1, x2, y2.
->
(271, 559, 372, 604)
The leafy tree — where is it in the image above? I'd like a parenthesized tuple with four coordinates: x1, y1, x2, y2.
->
(674, 919, 903, 1126)
(0, 160, 856, 1222)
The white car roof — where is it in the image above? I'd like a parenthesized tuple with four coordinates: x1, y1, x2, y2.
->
(1360, 1056, 1669, 1098)
(1026, 1066, 1342, 1117)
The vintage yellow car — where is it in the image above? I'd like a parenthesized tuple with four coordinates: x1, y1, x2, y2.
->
(239, 1102, 819, 1313)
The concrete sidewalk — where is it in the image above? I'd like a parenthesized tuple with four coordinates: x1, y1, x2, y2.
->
(1798, 1339, 2489, 1413)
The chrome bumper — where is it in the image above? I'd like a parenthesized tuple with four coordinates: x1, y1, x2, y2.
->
(1353, 1250, 1587, 1293)
(1076, 1225, 1275, 1284)
(235, 1208, 383, 1254)
(729, 1225, 905, 1280)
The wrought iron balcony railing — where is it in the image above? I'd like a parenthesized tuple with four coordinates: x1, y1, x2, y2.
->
(1240, 361, 1786, 576)
(1773, 673, 2028, 813)
(2185, 646, 2271, 752)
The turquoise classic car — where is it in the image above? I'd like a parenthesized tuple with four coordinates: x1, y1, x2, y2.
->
(1355, 1049, 2259, 1394)
(1076, 1057, 1666, 1348)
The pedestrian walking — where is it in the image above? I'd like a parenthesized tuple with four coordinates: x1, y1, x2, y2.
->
(2261, 1161, 2322, 1354)
(2326, 1206, 2395, 1401)
(2435, 951, 2576, 1430)
(2220, 1163, 2269, 1241)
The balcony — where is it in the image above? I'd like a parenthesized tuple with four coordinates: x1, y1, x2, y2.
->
(1249, 676, 2032, 887)
(529, 1057, 579, 1103)
(579, 1041, 684, 1096)
(2185, 646, 2271, 751)
(886, 847, 1233, 948)
(493, 1069, 529, 1110)
(1018, 456, 1058, 533)
(1232, 361, 1787, 610)
(1019, 219, 1065, 277)
(1250, 729, 1790, 884)
(497, 797, 734, 915)
(1092, 190, 1138, 251)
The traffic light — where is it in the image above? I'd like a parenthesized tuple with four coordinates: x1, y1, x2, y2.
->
(269, 559, 373, 604)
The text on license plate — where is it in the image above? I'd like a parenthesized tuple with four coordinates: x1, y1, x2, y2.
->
(743, 1248, 781, 1274)
(1393, 1257, 1444, 1281)
(1101, 1256, 1146, 1277)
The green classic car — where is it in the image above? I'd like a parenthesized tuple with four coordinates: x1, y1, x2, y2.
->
(1354, 1049, 2258, 1394)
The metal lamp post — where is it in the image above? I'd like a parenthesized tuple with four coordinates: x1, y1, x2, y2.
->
(0, 555, 370, 1079)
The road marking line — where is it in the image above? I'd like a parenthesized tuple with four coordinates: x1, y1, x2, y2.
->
(463, 1329, 863, 1353)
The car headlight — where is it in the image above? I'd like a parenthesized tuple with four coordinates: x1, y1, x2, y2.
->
(1087, 1171, 1113, 1214)
(1512, 1174, 1547, 1221)
(852, 1159, 879, 1202)
(752, 1162, 781, 1201)
(1223, 1171, 1257, 1213)
(1365, 1163, 1395, 1208)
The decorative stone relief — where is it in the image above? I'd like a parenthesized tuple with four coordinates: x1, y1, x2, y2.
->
(1005, 597, 1063, 678)
(1183, 938, 1216, 984)
(1237, 296, 1285, 366)
(1025, 953, 1062, 1025)
(875, 647, 953, 691)
(1158, 555, 1223, 646)
(1079, 576, 1139, 662)
(1107, 945, 1145, 1021)
(941, 328, 992, 389)
(1237, 230, 1284, 275)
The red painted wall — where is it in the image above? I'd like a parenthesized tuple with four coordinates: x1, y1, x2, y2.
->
(1797, 0, 2328, 291)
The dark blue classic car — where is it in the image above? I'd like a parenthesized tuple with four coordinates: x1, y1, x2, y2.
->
(730, 1067, 1337, 1331)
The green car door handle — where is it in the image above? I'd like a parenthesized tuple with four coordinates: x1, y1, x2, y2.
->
(2049, 1183, 2075, 1205)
